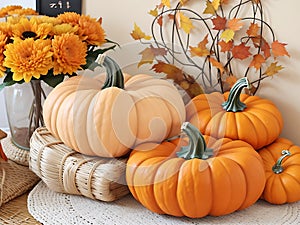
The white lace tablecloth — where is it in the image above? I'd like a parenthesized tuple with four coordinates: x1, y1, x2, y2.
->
(27, 181, 300, 225)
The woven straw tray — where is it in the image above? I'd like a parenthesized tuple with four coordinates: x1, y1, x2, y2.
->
(29, 127, 129, 202)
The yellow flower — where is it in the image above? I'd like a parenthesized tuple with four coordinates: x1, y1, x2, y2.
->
(52, 33, 87, 75)
(57, 12, 81, 25)
(52, 23, 78, 36)
(78, 15, 106, 46)
(0, 32, 7, 77)
(0, 22, 13, 37)
(3, 38, 53, 82)
(0, 5, 22, 17)
(10, 17, 52, 40)
(7, 8, 38, 16)
(58, 12, 106, 46)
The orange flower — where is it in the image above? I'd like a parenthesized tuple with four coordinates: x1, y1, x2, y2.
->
(0, 5, 22, 17)
(52, 33, 87, 75)
(78, 15, 106, 46)
(0, 32, 7, 77)
(7, 8, 38, 16)
(3, 38, 53, 82)
(58, 12, 106, 46)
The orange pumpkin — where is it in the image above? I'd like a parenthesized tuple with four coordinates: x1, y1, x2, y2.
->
(186, 77, 283, 149)
(126, 122, 265, 218)
(43, 56, 186, 157)
(259, 138, 300, 204)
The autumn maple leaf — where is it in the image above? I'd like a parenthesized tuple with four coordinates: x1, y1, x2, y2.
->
(220, 29, 235, 43)
(249, 54, 266, 70)
(130, 23, 152, 40)
(138, 45, 167, 67)
(246, 23, 260, 37)
(218, 40, 233, 52)
(176, 12, 194, 34)
(271, 40, 290, 58)
(212, 16, 227, 30)
(189, 34, 210, 57)
(209, 57, 225, 74)
(232, 43, 251, 60)
(203, 0, 220, 14)
(161, 0, 171, 8)
(227, 18, 243, 31)
(152, 61, 185, 81)
(263, 62, 283, 76)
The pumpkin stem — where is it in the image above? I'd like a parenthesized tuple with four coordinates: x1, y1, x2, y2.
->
(272, 150, 291, 174)
(96, 54, 124, 89)
(222, 77, 251, 112)
(176, 122, 214, 160)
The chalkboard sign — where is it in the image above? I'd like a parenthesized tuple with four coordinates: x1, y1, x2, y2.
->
(36, 0, 82, 17)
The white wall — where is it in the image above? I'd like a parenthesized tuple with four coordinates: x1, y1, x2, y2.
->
(1, 0, 300, 146)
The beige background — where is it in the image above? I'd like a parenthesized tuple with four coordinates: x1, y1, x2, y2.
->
(0, 0, 299, 146)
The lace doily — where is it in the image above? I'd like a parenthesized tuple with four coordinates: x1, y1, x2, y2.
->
(28, 181, 300, 225)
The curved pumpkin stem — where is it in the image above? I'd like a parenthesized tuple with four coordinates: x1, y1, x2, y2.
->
(272, 150, 291, 174)
(97, 54, 124, 89)
(176, 122, 214, 160)
(222, 77, 251, 112)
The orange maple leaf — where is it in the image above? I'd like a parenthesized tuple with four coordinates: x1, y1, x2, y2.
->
(263, 62, 283, 76)
(232, 43, 251, 60)
(271, 40, 290, 58)
(218, 40, 233, 52)
(189, 34, 210, 57)
(209, 57, 225, 74)
(251, 35, 271, 59)
(249, 54, 266, 70)
(130, 23, 152, 40)
(157, 15, 163, 26)
(212, 16, 227, 30)
(138, 46, 167, 67)
(227, 18, 243, 31)
(246, 23, 260, 37)
(152, 61, 185, 81)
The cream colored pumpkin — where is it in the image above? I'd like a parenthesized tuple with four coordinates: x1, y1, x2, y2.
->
(43, 56, 186, 157)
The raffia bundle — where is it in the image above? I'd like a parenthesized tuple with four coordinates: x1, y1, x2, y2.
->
(29, 127, 129, 202)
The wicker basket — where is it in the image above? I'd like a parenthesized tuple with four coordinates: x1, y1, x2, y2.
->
(29, 127, 129, 202)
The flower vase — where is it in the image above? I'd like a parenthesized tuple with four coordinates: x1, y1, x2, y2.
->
(4, 80, 50, 150)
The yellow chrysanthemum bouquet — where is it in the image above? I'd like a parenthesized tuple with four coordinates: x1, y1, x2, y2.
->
(0, 5, 116, 88)
(0, 5, 117, 150)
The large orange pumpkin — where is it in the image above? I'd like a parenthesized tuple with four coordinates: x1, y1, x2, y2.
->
(126, 122, 265, 218)
(259, 138, 300, 204)
(43, 56, 186, 157)
(186, 77, 283, 149)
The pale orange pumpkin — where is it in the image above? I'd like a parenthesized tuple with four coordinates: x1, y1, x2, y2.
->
(43, 56, 186, 157)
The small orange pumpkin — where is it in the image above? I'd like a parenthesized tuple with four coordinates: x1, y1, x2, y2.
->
(126, 122, 265, 218)
(43, 56, 186, 157)
(259, 138, 300, 204)
(186, 77, 283, 149)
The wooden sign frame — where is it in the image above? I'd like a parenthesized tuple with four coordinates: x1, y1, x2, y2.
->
(36, 0, 82, 17)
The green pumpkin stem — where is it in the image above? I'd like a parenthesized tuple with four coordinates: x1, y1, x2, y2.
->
(272, 150, 291, 174)
(97, 55, 124, 89)
(176, 122, 214, 160)
(222, 77, 251, 112)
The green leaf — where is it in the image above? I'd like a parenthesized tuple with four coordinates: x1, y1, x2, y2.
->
(42, 73, 65, 88)
(0, 71, 23, 92)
